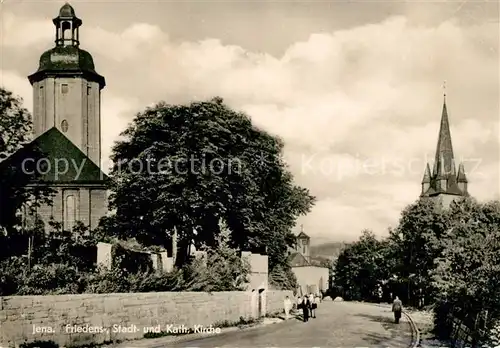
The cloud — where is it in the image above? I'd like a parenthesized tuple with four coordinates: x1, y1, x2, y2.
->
(0, 9, 498, 243)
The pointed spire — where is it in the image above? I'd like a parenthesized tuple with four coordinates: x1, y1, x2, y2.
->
(422, 163, 431, 184)
(457, 163, 468, 183)
(432, 91, 456, 178)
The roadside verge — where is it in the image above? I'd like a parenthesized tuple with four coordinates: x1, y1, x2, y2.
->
(403, 310, 421, 348)
(106, 317, 288, 348)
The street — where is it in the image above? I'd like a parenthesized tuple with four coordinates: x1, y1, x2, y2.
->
(166, 301, 414, 347)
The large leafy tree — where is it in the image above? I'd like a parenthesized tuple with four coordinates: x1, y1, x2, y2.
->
(334, 230, 387, 300)
(105, 97, 315, 269)
(0, 87, 53, 236)
(432, 199, 500, 337)
(391, 198, 449, 305)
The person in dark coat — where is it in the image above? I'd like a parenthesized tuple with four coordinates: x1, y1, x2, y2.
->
(302, 295, 310, 322)
(392, 296, 403, 324)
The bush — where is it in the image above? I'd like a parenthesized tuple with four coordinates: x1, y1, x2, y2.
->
(0, 256, 24, 295)
(128, 269, 185, 292)
(0, 219, 252, 295)
(17, 263, 84, 295)
(182, 221, 251, 292)
(31, 221, 97, 272)
(269, 264, 297, 290)
(83, 266, 131, 294)
(112, 243, 153, 273)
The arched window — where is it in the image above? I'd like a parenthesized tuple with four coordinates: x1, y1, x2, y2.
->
(62, 21, 72, 42)
(64, 195, 76, 231)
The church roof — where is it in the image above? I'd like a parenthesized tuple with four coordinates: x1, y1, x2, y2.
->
(457, 163, 468, 183)
(29, 46, 105, 89)
(421, 96, 467, 198)
(433, 98, 456, 178)
(288, 252, 310, 267)
(58, 3, 76, 17)
(296, 231, 310, 239)
(421, 163, 431, 184)
(0, 127, 108, 185)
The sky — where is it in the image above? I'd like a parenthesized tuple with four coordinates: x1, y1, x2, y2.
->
(0, 0, 499, 245)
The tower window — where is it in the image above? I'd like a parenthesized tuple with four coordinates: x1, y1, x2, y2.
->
(61, 84, 69, 94)
(62, 21, 72, 41)
(61, 120, 69, 133)
(87, 85, 91, 95)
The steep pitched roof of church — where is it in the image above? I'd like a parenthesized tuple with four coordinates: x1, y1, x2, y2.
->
(421, 96, 467, 198)
(433, 98, 456, 178)
(288, 252, 310, 267)
(0, 127, 108, 184)
(457, 163, 468, 183)
(421, 163, 431, 184)
(296, 231, 310, 239)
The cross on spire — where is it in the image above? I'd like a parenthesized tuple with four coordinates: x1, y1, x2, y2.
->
(442, 80, 447, 98)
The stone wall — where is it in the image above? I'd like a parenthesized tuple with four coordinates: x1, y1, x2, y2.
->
(0, 290, 292, 347)
(267, 290, 294, 314)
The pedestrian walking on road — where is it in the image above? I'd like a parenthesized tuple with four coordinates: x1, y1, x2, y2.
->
(284, 296, 292, 320)
(296, 296, 302, 311)
(302, 295, 310, 322)
(308, 293, 315, 317)
(392, 296, 403, 324)
(310, 294, 317, 318)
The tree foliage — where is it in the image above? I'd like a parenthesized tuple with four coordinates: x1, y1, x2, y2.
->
(390, 198, 449, 305)
(431, 199, 500, 339)
(332, 196, 500, 343)
(105, 97, 315, 270)
(181, 219, 251, 291)
(334, 230, 388, 301)
(0, 87, 54, 236)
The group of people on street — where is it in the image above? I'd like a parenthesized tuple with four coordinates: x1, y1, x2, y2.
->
(284, 292, 403, 324)
(283, 293, 321, 322)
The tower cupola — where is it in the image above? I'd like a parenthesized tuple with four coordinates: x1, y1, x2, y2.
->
(28, 3, 105, 89)
(27, 3, 105, 167)
(53, 3, 82, 47)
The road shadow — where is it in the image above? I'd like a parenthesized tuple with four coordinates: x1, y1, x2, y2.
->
(356, 331, 395, 345)
(353, 313, 406, 331)
(270, 313, 303, 322)
(353, 313, 396, 325)
(352, 314, 411, 346)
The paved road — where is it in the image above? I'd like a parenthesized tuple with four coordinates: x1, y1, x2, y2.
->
(167, 301, 414, 347)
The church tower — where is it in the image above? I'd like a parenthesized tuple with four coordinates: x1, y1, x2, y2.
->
(28, 3, 105, 167)
(13, 3, 109, 232)
(420, 93, 468, 208)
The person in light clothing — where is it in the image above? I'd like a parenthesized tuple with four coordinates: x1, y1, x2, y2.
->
(310, 293, 317, 318)
(308, 292, 314, 305)
(283, 296, 292, 319)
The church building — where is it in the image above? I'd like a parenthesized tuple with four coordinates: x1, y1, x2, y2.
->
(2, 3, 108, 232)
(287, 227, 329, 296)
(420, 94, 468, 208)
